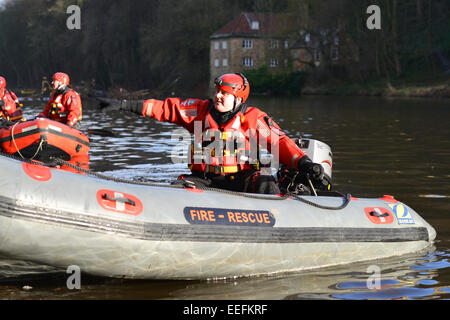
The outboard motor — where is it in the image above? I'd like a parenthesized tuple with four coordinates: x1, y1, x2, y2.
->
(296, 138, 333, 183)
(277, 138, 333, 195)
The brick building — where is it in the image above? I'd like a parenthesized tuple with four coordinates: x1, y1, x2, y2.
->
(290, 31, 340, 72)
(209, 13, 291, 83)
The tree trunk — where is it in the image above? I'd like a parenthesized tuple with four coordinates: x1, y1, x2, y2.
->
(427, 0, 436, 77)
(391, 0, 402, 76)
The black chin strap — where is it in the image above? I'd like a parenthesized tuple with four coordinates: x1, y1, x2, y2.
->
(210, 102, 247, 124)
(55, 86, 71, 96)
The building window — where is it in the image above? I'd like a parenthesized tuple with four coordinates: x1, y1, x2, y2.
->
(214, 41, 219, 50)
(269, 40, 279, 49)
(331, 46, 338, 60)
(222, 58, 228, 67)
(251, 21, 259, 30)
(305, 33, 310, 43)
(284, 40, 289, 49)
(243, 56, 254, 67)
(214, 59, 219, 67)
(269, 58, 278, 67)
(242, 40, 253, 48)
(313, 49, 321, 61)
(334, 36, 339, 46)
(222, 40, 227, 49)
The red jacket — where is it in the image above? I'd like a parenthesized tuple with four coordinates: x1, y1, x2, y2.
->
(140, 97, 306, 174)
(39, 87, 82, 127)
(0, 89, 22, 121)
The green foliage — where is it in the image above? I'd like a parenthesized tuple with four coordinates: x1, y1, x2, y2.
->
(246, 66, 309, 95)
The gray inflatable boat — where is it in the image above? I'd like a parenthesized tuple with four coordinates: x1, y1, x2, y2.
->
(0, 150, 436, 279)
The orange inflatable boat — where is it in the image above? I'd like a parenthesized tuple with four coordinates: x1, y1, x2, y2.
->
(0, 118, 89, 164)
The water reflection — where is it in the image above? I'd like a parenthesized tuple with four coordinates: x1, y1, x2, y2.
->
(3, 247, 448, 300)
(164, 246, 450, 300)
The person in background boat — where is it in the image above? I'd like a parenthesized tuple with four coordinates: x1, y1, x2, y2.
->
(40, 76, 52, 96)
(99, 73, 325, 194)
(37, 72, 82, 129)
(0, 76, 23, 122)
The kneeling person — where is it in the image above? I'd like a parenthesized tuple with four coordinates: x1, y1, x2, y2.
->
(38, 72, 82, 129)
(100, 73, 324, 194)
(0, 76, 23, 122)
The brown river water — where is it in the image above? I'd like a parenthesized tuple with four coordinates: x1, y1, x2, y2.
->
(0, 94, 449, 300)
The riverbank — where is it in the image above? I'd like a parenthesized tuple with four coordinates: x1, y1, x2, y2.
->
(301, 78, 450, 98)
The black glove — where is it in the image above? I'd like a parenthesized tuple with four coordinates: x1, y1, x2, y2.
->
(97, 98, 143, 115)
(297, 156, 324, 183)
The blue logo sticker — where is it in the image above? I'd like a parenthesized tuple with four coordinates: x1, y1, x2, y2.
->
(388, 204, 415, 224)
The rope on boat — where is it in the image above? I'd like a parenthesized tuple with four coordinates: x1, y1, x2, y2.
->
(0, 151, 351, 210)
(10, 122, 45, 160)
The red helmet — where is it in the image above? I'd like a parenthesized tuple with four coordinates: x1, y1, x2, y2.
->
(0, 77, 6, 88)
(214, 73, 250, 103)
(52, 72, 70, 86)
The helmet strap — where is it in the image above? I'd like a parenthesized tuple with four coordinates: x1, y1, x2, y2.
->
(232, 96, 242, 111)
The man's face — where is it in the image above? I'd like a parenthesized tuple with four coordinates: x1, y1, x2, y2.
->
(52, 79, 63, 90)
(214, 88, 240, 113)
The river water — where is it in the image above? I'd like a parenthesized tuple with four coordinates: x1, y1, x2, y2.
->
(0, 95, 449, 300)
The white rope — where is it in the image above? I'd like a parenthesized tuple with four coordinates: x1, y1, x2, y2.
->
(11, 122, 45, 160)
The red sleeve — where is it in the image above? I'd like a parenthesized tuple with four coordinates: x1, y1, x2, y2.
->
(39, 102, 50, 118)
(64, 90, 82, 126)
(251, 109, 306, 169)
(142, 97, 210, 133)
(2, 92, 16, 113)
(39, 94, 53, 118)
(9, 91, 19, 103)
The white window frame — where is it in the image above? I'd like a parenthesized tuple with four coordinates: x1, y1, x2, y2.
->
(214, 59, 219, 67)
(313, 49, 321, 61)
(243, 56, 254, 67)
(305, 33, 310, 43)
(334, 36, 339, 46)
(242, 40, 253, 48)
(251, 21, 259, 30)
(222, 58, 228, 67)
(214, 41, 219, 50)
(269, 58, 278, 67)
(331, 46, 339, 60)
(269, 40, 279, 49)
(222, 40, 227, 49)
(284, 40, 289, 49)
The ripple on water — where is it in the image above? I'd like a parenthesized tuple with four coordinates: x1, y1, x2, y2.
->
(418, 194, 449, 199)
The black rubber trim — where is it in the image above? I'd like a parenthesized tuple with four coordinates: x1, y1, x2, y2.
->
(0, 127, 89, 147)
(0, 196, 429, 243)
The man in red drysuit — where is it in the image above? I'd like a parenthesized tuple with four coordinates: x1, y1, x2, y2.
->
(0, 76, 23, 122)
(100, 73, 324, 194)
(38, 72, 82, 129)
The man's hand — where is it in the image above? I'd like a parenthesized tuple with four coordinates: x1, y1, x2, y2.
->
(97, 98, 143, 115)
(297, 156, 325, 183)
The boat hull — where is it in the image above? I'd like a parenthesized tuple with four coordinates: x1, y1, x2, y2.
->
(0, 118, 89, 162)
(0, 155, 436, 279)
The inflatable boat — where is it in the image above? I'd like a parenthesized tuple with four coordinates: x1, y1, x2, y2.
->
(0, 139, 436, 280)
(0, 118, 89, 163)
